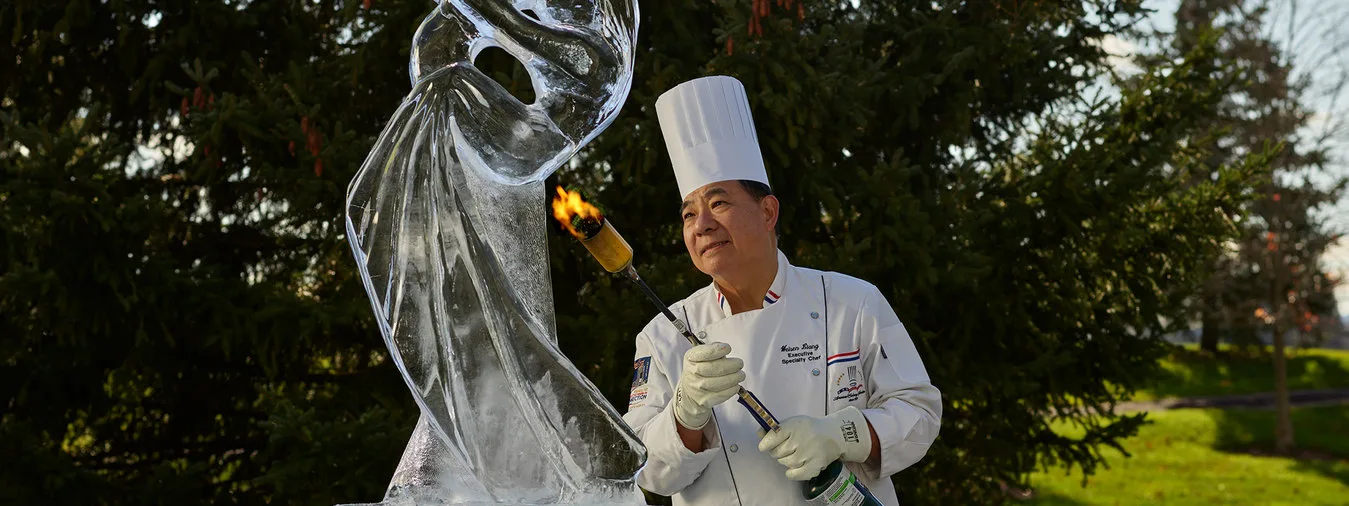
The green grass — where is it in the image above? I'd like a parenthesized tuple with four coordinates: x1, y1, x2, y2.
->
(1026, 405, 1349, 505)
(1131, 346, 1349, 401)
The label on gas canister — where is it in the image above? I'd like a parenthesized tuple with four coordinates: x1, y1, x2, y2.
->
(808, 469, 866, 506)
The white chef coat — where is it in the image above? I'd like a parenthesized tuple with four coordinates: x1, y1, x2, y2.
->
(622, 250, 942, 506)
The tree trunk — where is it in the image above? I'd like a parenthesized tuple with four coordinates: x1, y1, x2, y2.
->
(1200, 304, 1222, 353)
(1267, 236, 1294, 455)
(1199, 266, 1224, 353)
(1272, 324, 1295, 454)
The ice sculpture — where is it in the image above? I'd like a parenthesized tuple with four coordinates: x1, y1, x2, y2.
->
(341, 1, 643, 504)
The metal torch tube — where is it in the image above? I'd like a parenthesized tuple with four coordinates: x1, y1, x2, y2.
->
(622, 266, 780, 432)
(580, 219, 633, 273)
(624, 266, 697, 342)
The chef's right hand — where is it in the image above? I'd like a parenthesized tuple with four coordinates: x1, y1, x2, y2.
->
(673, 342, 745, 430)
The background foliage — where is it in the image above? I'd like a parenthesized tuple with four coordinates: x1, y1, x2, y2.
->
(1, 0, 1281, 504)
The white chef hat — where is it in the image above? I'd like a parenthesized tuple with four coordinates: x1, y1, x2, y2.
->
(655, 76, 769, 200)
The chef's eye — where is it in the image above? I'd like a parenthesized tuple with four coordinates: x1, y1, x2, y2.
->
(710, 200, 727, 208)
(682, 211, 695, 220)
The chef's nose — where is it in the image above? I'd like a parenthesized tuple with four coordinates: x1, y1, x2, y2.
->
(693, 208, 718, 234)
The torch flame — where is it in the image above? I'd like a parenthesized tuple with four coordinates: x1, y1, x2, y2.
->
(551, 186, 604, 238)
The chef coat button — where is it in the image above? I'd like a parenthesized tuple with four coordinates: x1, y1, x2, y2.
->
(811, 368, 821, 376)
(810, 311, 820, 319)
(697, 331, 707, 339)
(729, 444, 739, 453)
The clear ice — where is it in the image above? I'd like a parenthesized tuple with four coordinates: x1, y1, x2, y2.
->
(341, 1, 643, 504)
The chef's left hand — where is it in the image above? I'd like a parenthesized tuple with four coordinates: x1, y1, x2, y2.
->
(757, 406, 873, 481)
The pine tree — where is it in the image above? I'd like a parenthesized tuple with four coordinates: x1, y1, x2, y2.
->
(1, 1, 430, 504)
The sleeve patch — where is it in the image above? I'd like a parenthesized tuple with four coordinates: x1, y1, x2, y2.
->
(628, 387, 650, 409)
(632, 356, 651, 389)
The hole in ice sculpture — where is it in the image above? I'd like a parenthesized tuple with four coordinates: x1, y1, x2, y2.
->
(520, 8, 541, 21)
(473, 45, 536, 105)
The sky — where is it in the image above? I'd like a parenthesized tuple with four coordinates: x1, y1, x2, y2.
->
(1122, 0, 1349, 320)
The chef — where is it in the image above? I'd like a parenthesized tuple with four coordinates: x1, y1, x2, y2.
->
(621, 75, 943, 506)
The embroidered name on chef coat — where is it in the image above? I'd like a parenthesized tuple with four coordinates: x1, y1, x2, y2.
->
(778, 342, 821, 365)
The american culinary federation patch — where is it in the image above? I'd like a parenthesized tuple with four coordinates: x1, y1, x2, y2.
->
(832, 363, 867, 402)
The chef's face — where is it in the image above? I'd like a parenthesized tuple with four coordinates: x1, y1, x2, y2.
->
(680, 181, 779, 279)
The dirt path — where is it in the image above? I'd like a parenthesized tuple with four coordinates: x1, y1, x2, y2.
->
(1117, 388, 1349, 412)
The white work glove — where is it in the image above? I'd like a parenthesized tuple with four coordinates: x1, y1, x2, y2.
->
(757, 406, 873, 481)
(673, 342, 745, 430)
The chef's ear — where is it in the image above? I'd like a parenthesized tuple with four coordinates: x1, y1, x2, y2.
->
(760, 194, 779, 233)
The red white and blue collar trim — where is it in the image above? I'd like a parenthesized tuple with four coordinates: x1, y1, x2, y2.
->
(711, 249, 791, 317)
(764, 289, 780, 305)
(717, 289, 781, 310)
(826, 349, 860, 366)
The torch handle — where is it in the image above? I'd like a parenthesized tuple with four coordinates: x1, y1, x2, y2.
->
(735, 386, 781, 432)
(622, 267, 781, 431)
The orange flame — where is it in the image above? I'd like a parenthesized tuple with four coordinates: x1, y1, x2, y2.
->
(551, 186, 604, 239)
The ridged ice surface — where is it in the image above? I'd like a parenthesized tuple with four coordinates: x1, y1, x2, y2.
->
(341, 1, 643, 504)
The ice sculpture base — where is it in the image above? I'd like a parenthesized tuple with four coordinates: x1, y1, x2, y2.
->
(341, 485, 645, 506)
(342, 501, 645, 506)
(341, 495, 646, 506)
(341, 492, 647, 506)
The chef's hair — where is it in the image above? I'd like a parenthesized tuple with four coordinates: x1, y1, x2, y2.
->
(738, 180, 771, 201)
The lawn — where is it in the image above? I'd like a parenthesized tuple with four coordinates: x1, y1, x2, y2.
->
(1132, 346, 1349, 401)
(1025, 405, 1349, 505)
